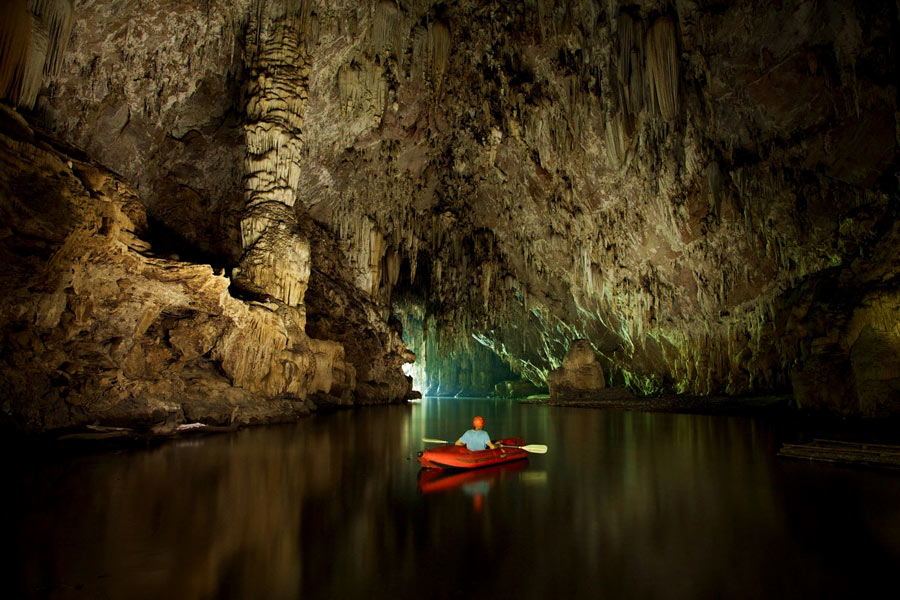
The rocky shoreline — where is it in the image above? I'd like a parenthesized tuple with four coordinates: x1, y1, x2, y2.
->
(531, 388, 793, 416)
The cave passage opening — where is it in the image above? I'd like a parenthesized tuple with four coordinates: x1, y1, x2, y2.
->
(395, 310, 521, 398)
(389, 251, 524, 398)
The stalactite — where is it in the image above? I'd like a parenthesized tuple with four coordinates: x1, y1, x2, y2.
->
(617, 10, 644, 118)
(373, 0, 403, 57)
(0, 0, 73, 109)
(0, 1, 31, 104)
(18, 13, 47, 109)
(408, 235, 418, 283)
(337, 57, 387, 120)
(428, 20, 450, 95)
(645, 16, 679, 122)
(604, 108, 634, 169)
(385, 247, 401, 287)
(408, 25, 428, 81)
(35, 0, 72, 77)
(481, 262, 494, 311)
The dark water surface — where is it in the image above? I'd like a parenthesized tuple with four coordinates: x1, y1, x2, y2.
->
(7, 398, 900, 599)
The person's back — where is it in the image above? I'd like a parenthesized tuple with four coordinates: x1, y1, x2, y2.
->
(458, 428, 492, 451)
(456, 415, 497, 451)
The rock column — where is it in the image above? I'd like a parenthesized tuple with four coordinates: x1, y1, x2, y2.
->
(233, 0, 312, 311)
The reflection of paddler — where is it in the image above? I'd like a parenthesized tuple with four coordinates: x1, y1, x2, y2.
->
(463, 479, 490, 512)
(462, 479, 490, 496)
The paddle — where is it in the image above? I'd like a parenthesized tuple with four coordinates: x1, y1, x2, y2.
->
(508, 444, 548, 454)
(422, 438, 548, 454)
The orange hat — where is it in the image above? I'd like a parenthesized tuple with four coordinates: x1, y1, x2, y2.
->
(473, 416, 485, 428)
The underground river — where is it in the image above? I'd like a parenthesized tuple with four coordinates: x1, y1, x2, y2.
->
(7, 398, 900, 599)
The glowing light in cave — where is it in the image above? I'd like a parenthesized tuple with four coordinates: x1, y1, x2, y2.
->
(403, 361, 427, 393)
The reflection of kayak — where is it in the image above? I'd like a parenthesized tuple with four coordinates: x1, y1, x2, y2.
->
(417, 459, 528, 494)
(417, 437, 529, 469)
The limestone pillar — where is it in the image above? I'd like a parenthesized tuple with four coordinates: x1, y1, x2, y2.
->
(233, 0, 312, 310)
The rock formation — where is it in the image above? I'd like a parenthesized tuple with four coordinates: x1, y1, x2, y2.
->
(0, 101, 413, 432)
(548, 340, 606, 401)
(1, 0, 899, 429)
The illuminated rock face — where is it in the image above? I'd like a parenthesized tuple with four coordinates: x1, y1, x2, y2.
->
(0, 105, 409, 432)
(3, 0, 898, 422)
(548, 340, 606, 401)
(0, 107, 312, 430)
(234, 2, 312, 308)
(31, 0, 251, 262)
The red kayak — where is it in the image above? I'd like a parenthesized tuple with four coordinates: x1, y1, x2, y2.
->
(417, 437, 529, 469)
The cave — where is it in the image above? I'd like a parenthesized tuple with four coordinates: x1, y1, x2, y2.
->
(3, 1, 900, 597)
(2, 0, 900, 427)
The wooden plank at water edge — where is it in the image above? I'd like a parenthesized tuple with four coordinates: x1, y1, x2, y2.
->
(778, 439, 900, 471)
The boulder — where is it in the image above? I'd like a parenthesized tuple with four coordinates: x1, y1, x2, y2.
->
(547, 340, 607, 400)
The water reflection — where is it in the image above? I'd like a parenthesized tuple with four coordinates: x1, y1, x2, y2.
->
(543, 411, 781, 598)
(6, 400, 900, 599)
(418, 461, 529, 512)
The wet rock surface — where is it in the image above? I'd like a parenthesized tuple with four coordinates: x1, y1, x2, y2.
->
(495, 379, 547, 399)
(545, 389, 793, 418)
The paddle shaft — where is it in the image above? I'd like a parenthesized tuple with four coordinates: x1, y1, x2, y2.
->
(421, 438, 547, 454)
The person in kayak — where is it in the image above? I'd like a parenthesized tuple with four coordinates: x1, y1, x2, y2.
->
(455, 416, 500, 451)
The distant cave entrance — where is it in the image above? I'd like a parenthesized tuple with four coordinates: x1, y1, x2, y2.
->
(396, 308, 519, 397)
(390, 253, 518, 398)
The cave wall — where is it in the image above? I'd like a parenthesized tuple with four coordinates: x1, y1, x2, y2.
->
(0, 1, 414, 433)
(0, 105, 310, 431)
(2, 0, 899, 423)
(0, 102, 412, 432)
(34, 0, 251, 262)
(287, 0, 899, 414)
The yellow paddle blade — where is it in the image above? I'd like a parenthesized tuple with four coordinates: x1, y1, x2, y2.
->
(519, 444, 548, 454)
(501, 443, 548, 454)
